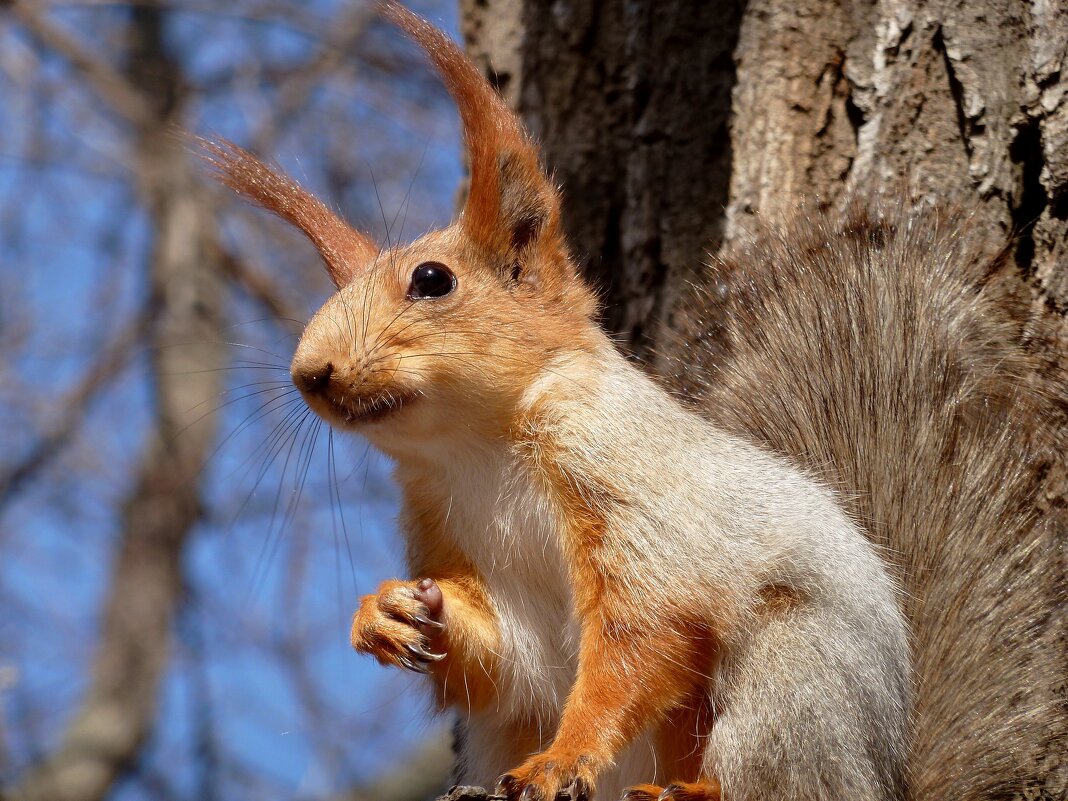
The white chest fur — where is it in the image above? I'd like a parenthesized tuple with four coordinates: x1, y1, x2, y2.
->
(430, 444, 580, 724)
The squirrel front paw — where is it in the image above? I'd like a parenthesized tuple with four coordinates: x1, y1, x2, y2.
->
(351, 578, 446, 674)
(495, 752, 597, 801)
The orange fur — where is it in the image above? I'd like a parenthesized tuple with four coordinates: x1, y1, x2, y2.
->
(754, 584, 803, 618)
(623, 784, 665, 800)
(400, 493, 502, 712)
(351, 578, 432, 668)
(198, 138, 376, 286)
(380, 3, 553, 256)
(510, 407, 722, 799)
(654, 698, 717, 785)
(379, 2, 586, 315)
(349, 573, 500, 708)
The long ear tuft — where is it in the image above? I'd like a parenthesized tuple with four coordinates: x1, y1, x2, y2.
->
(198, 138, 377, 288)
(380, 2, 561, 265)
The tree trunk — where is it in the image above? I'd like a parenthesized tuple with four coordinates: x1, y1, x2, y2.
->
(461, 0, 744, 363)
(460, 0, 1066, 796)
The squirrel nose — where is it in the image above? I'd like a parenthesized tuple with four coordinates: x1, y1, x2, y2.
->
(293, 361, 333, 395)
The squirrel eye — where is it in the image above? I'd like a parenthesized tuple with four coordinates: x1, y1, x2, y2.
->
(407, 261, 456, 300)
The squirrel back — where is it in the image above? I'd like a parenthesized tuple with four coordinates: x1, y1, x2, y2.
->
(661, 203, 1067, 800)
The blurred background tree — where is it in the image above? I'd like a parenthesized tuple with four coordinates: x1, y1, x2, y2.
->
(0, 2, 460, 800)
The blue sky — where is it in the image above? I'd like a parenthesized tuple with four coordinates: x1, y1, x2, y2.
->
(0, 2, 465, 797)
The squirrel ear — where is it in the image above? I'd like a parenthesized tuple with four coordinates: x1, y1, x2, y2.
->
(381, 2, 562, 275)
(199, 138, 378, 288)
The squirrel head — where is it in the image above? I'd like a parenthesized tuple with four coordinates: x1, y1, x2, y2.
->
(204, 2, 599, 450)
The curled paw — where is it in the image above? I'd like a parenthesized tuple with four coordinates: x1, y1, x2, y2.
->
(621, 780, 721, 801)
(495, 753, 596, 801)
(351, 578, 446, 674)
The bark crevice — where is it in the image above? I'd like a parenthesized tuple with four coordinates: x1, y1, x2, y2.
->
(1009, 117, 1049, 276)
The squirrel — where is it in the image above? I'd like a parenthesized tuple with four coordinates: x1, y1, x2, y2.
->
(203, 2, 1067, 800)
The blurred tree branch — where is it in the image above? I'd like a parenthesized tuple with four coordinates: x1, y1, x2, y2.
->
(7, 1, 151, 128)
(219, 246, 308, 325)
(0, 312, 146, 510)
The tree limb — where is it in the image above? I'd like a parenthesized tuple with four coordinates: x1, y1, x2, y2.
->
(218, 244, 309, 325)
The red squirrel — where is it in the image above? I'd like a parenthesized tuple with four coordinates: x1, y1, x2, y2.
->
(204, 3, 1066, 799)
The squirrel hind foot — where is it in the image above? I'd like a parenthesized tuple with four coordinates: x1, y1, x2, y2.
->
(621, 781, 721, 801)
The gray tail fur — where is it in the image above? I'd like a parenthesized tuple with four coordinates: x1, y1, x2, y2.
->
(660, 201, 1067, 800)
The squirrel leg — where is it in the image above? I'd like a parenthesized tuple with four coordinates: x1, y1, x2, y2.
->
(425, 575, 501, 712)
(622, 695, 721, 801)
(351, 576, 500, 711)
(495, 622, 715, 801)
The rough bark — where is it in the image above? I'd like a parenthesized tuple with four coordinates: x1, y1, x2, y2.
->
(463, 0, 1067, 332)
(725, 0, 1068, 333)
(7, 7, 224, 801)
(462, 0, 744, 362)
(461, 0, 1066, 797)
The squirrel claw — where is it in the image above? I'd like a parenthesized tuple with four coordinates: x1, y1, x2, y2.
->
(562, 777, 590, 801)
(495, 771, 589, 801)
(405, 642, 447, 662)
(413, 613, 446, 631)
(494, 775, 517, 799)
(397, 654, 431, 674)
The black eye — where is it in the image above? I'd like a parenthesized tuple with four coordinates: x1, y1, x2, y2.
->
(407, 261, 456, 300)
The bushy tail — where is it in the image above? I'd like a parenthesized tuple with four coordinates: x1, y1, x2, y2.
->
(661, 202, 1067, 800)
